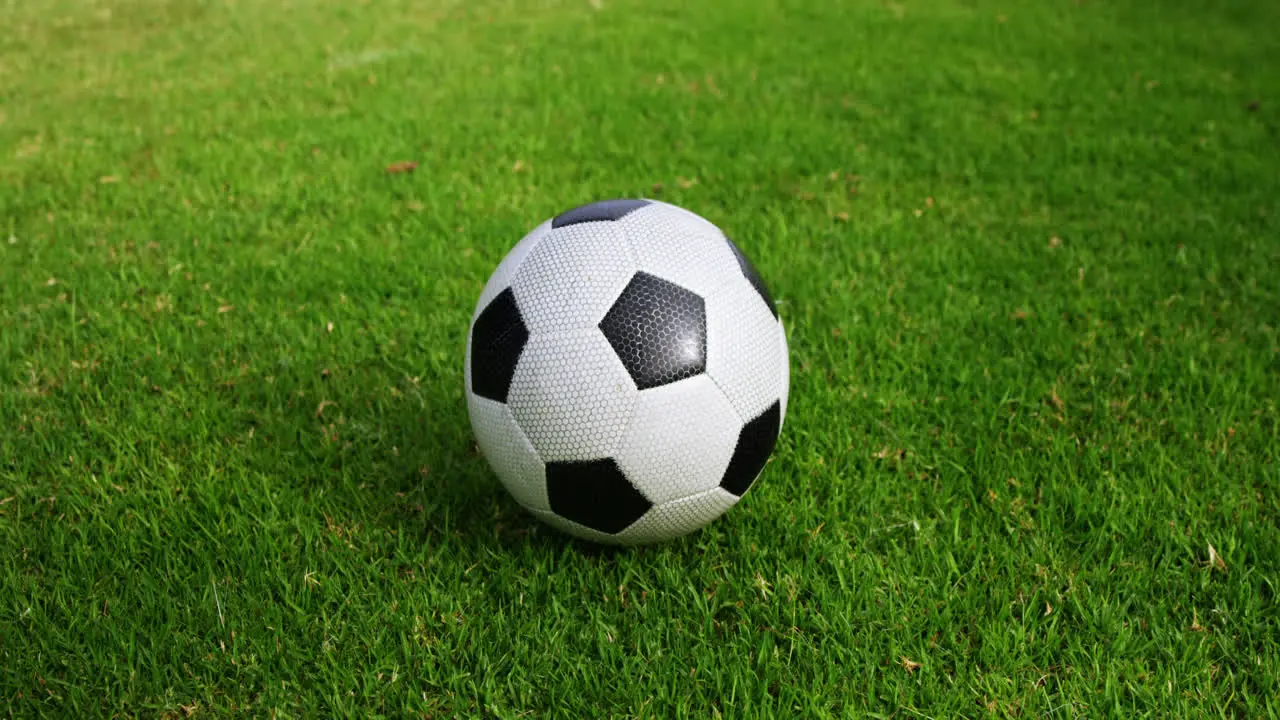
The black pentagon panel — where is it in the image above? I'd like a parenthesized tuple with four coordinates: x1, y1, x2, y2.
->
(725, 236, 778, 319)
(546, 458, 653, 534)
(552, 199, 652, 228)
(469, 288, 529, 403)
(720, 401, 782, 497)
(599, 272, 707, 391)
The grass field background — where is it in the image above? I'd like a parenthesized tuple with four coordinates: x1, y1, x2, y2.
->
(2, 0, 1279, 716)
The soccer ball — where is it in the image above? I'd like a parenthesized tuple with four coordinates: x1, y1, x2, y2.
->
(465, 199, 789, 545)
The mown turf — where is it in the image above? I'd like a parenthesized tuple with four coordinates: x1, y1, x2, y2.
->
(2, 0, 1279, 717)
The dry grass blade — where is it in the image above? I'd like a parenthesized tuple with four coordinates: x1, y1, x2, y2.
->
(1207, 543, 1227, 572)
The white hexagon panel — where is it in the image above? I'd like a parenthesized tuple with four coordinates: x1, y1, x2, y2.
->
(615, 488, 740, 546)
(466, 394, 549, 511)
(613, 375, 741, 505)
(705, 280, 786, 423)
(616, 200, 744, 298)
(474, 219, 552, 317)
(777, 320, 791, 425)
(507, 329, 638, 464)
(465, 198, 789, 546)
(510, 219, 636, 335)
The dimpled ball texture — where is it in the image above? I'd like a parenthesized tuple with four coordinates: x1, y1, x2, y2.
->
(465, 199, 789, 545)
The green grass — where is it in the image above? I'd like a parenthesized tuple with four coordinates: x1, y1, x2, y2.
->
(2, 0, 1279, 716)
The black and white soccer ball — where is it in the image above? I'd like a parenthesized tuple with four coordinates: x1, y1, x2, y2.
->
(465, 199, 788, 545)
